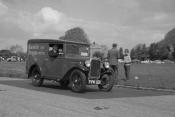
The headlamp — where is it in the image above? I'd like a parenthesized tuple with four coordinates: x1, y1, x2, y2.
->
(85, 60, 90, 67)
(104, 61, 110, 69)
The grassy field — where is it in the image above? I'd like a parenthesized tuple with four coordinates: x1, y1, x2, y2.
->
(118, 63, 175, 90)
(0, 62, 175, 90)
(0, 62, 26, 78)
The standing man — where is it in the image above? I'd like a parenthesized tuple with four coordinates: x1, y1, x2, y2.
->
(107, 43, 119, 82)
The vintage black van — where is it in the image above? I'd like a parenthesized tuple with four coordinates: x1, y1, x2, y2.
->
(26, 38, 115, 92)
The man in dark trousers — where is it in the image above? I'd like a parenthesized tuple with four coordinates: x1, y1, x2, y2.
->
(107, 43, 119, 83)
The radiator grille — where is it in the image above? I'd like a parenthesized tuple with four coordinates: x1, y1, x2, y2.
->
(90, 59, 101, 78)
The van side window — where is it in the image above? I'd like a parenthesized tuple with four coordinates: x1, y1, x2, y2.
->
(49, 44, 64, 56)
(66, 44, 79, 55)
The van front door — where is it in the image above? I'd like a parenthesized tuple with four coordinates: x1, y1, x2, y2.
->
(44, 43, 65, 80)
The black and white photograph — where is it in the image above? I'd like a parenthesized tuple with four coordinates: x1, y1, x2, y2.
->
(0, 0, 175, 117)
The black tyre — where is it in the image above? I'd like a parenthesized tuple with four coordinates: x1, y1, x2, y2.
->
(30, 67, 43, 87)
(70, 69, 86, 93)
(98, 74, 115, 92)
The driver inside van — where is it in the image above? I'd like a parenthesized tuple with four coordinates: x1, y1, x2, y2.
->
(50, 45, 58, 53)
(49, 44, 64, 57)
(49, 44, 59, 57)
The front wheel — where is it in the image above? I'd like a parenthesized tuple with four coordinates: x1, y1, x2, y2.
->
(70, 70, 86, 93)
(98, 74, 115, 92)
(30, 67, 43, 87)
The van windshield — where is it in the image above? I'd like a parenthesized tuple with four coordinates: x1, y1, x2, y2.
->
(66, 44, 89, 57)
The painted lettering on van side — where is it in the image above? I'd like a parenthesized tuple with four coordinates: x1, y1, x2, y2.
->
(28, 44, 46, 56)
(29, 44, 45, 50)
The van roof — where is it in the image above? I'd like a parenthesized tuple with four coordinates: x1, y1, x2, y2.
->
(28, 38, 90, 45)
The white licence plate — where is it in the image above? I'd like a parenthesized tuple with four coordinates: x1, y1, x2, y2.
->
(88, 80, 101, 85)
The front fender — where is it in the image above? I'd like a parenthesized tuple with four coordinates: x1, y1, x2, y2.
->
(62, 64, 89, 81)
(66, 64, 89, 77)
(101, 68, 114, 76)
(75, 65, 89, 72)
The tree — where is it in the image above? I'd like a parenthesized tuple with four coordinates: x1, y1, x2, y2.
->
(159, 46, 169, 60)
(60, 27, 90, 44)
(9, 44, 26, 60)
(119, 47, 124, 59)
(134, 44, 142, 60)
(130, 48, 135, 59)
(172, 44, 175, 60)
(148, 43, 170, 60)
(93, 51, 104, 60)
(9, 44, 24, 54)
(140, 44, 149, 60)
(130, 43, 149, 60)
(149, 43, 159, 60)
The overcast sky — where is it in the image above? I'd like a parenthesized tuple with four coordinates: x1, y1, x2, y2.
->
(0, 0, 175, 51)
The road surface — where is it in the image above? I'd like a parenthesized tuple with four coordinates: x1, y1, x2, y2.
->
(0, 77, 175, 117)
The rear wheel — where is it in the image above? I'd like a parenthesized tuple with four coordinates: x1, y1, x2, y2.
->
(30, 67, 43, 87)
(98, 74, 115, 92)
(70, 70, 86, 93)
